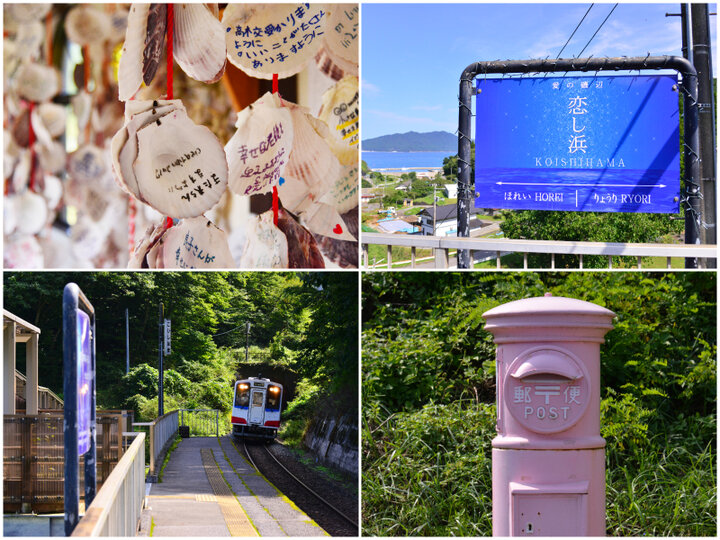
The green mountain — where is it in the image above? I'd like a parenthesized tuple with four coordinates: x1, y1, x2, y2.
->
(363, 131, 456, 152)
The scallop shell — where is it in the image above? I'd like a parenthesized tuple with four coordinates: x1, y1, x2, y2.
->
(5, 4, 51, 24)
(319, 5, 358, 74)
(132, 109, 229, 218)
(11, 150, 32, 192)
(276, 208, 325, 268)
(42, 174, 63, 210)
(35, 102, 68, 139)
(233, 211, 288, 268)
(300, 201, 356, 241)
(65, 6, 112, 46)
(225, 92, 293, 196)
(147, 216, 235, 269)
(320, 162, 359, 215)
(12, 108, 31, 148)
(143, 3, 167, 86)
(118, 3, 150, 101)
(4, 196, 18, 236)
(222, 3, 329, 80)
(14, 21, 45, 59)
(313, 47, 351, 81)
(72, 91, 92, 133)
(317, 75, 358, 166)
(128, 220, 168, 268)
(4, 235, 44, 269)
(15, 190, 49, 236)
(71, 216, 110, 260)
(13, 62, 60, 103)
(123, 98, 186, 122)
(173, 4, 226, 83)
(68, 145, 107, 184)
(36, 140, 67, 174)
(109, 8, 130, 44)
(283, 100, 341, 193)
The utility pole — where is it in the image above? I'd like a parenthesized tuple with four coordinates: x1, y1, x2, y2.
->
(158, 302, 164, 416)
(691, 3, 716, 265)
(125, 308, 129, 375)
(245, 322, 251, 363)
(433, 184, 438, 236)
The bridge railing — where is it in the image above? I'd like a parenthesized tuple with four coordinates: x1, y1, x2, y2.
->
(133, 409, 178, 479)
(71, 432, 146, 537)
(361, 232, 717, 269)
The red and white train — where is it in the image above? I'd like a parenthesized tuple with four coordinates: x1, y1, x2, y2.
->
(231, 377, 283, 440)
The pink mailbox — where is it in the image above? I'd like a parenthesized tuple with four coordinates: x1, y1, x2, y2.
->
(483, 294, 615, 536)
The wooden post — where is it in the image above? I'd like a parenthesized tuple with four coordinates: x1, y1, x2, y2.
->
(26, 334, 39, 415)
(21, 416, 33, 512)
(4, 322, 16, 414)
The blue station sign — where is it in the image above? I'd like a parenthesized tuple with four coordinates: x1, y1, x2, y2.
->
(76, 310, 92, 456)
(474, 75, 681, 213)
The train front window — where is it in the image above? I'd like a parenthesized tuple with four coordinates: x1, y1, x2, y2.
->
(252, 391, 264, 407)
(266, 385, 280, 410)
(235, 384, 249, 407)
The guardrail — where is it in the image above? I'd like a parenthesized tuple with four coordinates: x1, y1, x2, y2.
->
(180, 409, 220, 437)
(71, 432, 146, 537)
(361, 233, 718, 269)
(133, 409, 178, 478)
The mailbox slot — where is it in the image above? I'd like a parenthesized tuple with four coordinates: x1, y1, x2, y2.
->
(510, 481, 589, 536)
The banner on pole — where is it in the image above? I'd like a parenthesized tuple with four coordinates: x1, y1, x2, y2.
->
(164, 319, 171, 355)
(475, 75, 680, 213)
(76, 310, 92, 456)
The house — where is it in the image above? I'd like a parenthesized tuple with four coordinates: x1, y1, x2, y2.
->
(444, 183, 458, 199)
(418, 204, 484, 236)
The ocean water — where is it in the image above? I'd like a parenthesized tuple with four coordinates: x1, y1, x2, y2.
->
(362, 151, 454, 170)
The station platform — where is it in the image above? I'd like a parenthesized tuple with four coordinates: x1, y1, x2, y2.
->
(139, 436, 327, 537)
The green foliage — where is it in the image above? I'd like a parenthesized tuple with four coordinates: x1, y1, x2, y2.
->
(361, 178, 372, 188)
(361, 160, 370, 175)
(500, 210, 683, 268)
(442, 141, 474, 182)
(362, 272, 716, 536)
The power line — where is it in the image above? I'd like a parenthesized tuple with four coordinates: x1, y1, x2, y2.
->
(556, 4, 594, 59)
(576, 3, 618, 58)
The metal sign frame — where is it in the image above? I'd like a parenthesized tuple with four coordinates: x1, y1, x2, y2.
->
(63, 283, 97, 535)
(457, 55, 700, 269)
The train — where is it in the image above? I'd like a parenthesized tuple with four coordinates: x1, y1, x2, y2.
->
(231, 377, 283, 440)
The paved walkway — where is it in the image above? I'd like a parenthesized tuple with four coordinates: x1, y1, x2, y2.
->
(140, 437, 327, 537)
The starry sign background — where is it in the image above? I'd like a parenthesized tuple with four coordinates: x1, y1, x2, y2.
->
(474, 75, 681, 213)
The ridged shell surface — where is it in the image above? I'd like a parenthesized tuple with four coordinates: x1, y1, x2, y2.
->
(65, 5, 112, 46)
(37, 141, 67, 174)
(173, 4, 227, 83)
(225, 92, 293, 196)
(149, 216, 235, 269)
(35, 103, 68, 138)
(118, 4, 150, 101)
(223, 3, 329, 79)
(317, 75, 358, 166)
(14, 63, 59, 103)
(14, 22, 45, 59)
(322, 5, 358, 71)
(15, 190, 49, 236)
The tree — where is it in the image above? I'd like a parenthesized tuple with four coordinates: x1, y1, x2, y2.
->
(442, 141, 475, 182)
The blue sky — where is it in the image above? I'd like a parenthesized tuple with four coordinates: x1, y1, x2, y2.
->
(362, 3, 717, 140)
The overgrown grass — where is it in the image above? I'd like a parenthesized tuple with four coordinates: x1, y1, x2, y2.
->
(158, 435, 182, 482)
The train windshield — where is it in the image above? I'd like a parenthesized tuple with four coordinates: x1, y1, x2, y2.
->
(234, 383, 250, 407)
(252, 391, 264, 407)
(266, 385, 281, 410)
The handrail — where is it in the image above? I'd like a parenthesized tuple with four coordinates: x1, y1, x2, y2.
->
(71, 432, 146, 537)
(133, 410, 178, 477)
(362, 233, 717, 269)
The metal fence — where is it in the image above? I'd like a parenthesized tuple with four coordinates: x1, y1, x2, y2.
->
(71, 432, 146, 537)
(133, 410, 178, 478)
(362, 232, 718, 270)
(180, 409, 221, 437)
(3, 412, 124, 514)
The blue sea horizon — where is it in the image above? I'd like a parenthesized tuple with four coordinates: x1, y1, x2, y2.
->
(362, 150, 454, 170)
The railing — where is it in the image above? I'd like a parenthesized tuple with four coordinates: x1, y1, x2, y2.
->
(14, 370, 64, 410)
(180, 408, 220, 437)
(3, 412, 124, 513)
(71, 432, 146, 537)
(362, 233, 717, 269)
(133, 410, 178, 478)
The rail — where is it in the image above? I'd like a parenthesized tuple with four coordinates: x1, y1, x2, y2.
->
(71, 432, 146, 537)
(133, 409, 178, 478)
(361, 233, 718, 269)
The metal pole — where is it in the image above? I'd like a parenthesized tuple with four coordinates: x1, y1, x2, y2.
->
(691, 3, 716, 265)
(63, 286, 80, 536)
(245, 322, 251, 363)
(459, 56, 701, 269)
(125, 308, 130, 375)
(158, 303, 164, 416)
(85, 308, 97, 508)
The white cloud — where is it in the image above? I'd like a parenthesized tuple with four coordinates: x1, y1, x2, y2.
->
(362, 80, 380, 94)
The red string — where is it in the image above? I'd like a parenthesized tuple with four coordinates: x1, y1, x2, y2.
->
(272, 73, 279, 94)
(166, 4, 174, 99)
(28, 101, 36, 192)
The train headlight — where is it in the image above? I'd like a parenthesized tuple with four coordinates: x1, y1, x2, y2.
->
(269, 386, 279, 393)
(238, 383, 249, 390)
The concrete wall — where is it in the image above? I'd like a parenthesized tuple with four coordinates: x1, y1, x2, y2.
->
(303, 411, 358, 477)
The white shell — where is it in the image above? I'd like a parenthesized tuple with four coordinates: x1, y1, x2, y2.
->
(65, 6, 112, 46)
(223, 3, 329, 80)
(225, 92, 294, 196)
(15, 190, 49, 236)
(320, 5, 358, 73)
(68, 145, 108, 184)
(35, 102, 68, 138)
(300, 201, 356, 241)
(118, 3, 150, 101)
(71, 216, 110, 260)
(132, 109, 229, 218)
(5, 4, 51, 24)
(4, 235, 44, 269)
(13, 62, 60, 102)
(14, 21, 45, 59)
(317, 75, 358, 166)
(109, 8, 130, 44)
(36, 140, 67, 174)
(173, 4, 227, 83)
(42, 174, 63, 210)
(232, 211, 289, 268)
(149, 216, 235, 269)
(4, 197, 18, 236)
(72, 91, 93, 133)
(320, 162, 359, 215)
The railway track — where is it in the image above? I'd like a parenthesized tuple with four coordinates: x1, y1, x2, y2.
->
(238, 439, 358, 536)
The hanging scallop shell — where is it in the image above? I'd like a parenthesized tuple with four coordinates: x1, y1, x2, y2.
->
(34, 102, 67, 139)
(132, 109, 229, 218)
(14, 21, 45, 59)
(123, 98, 186, 122)
(232, 210, 289, 268)
(283, 100, 341, 193)
(143, 3, 167, 86)
(109, 7, 130, 44)
(300, 201, 355, 241)
(13, 62, 60, 103)
(68, 145, 108, 184)
(72, 91, 92, 132)
(36, 140, 67, 174)
(4, 196, 18, 236)
(5, 4, 51, 24)
(12, 108, 31, 148)
(4, 235, 44, 269)
(128, 220, 168, 268)
(71, 215, 110, 260)
(318, 5, 358, 75)
(222, 3, 329, 79)
(14, 190, 49, 236)
(276, 208, 325, 268)
(173, 4, 226, 83)
(317, 75, 358, 166)
(147, 216, 235, 269)
(225, 92, 293, 196)
(42, 174, 63, 210)
(65, 5, 112, 46)
(320, 162, 359, 215)
(118, 3, 150, 101)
